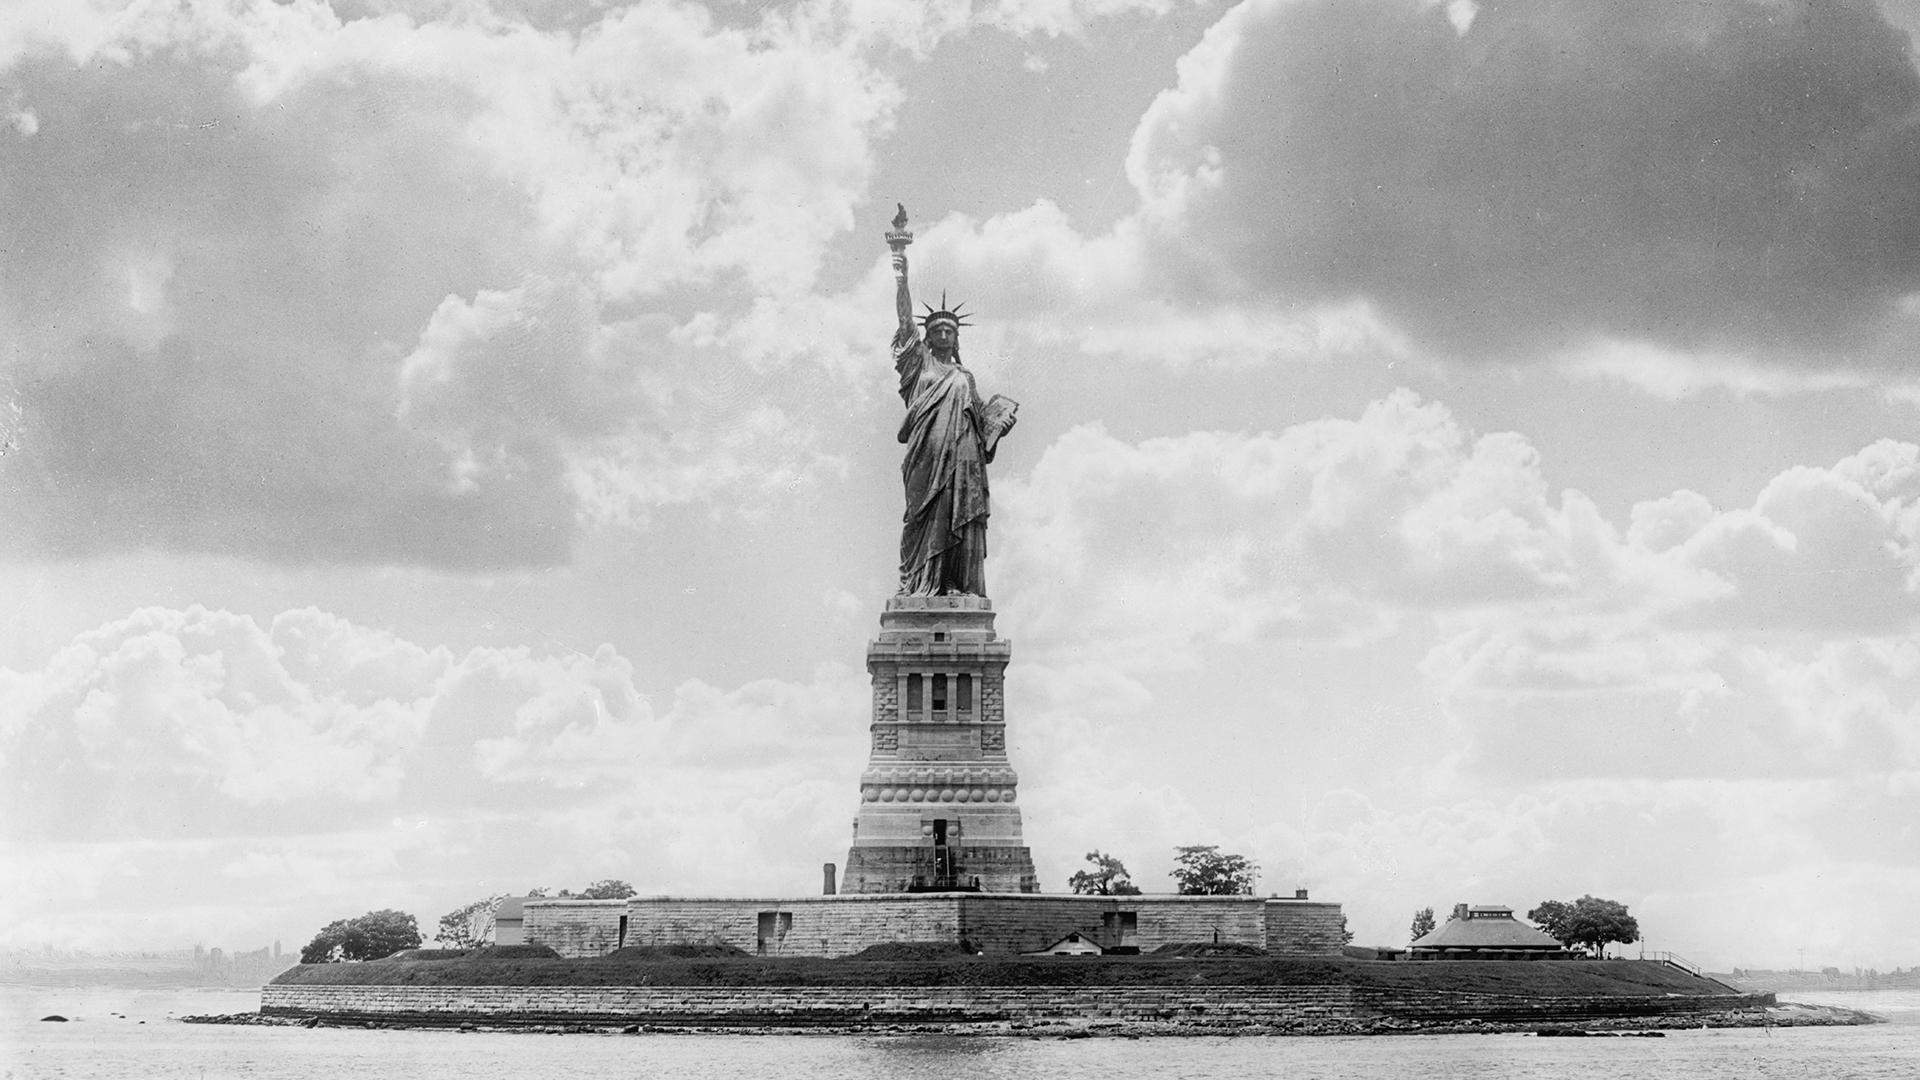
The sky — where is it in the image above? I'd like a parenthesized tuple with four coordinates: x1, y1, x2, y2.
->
(3, 0, 1920, 973)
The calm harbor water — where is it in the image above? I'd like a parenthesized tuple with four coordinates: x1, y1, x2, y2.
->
(4, 986, 1918, 1080)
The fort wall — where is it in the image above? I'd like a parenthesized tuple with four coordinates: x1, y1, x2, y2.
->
(616, 896, 964, 958)
(522, 901, 627, 958)
(528, 894, 1348, 959)
(1264, 900, 1349, 955)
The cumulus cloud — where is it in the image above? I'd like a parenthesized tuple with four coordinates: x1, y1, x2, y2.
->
(819, 201, 1407, 373)
(0, 0, 902, 568)
(994, 390, 1623, 669)
(992, 388, 1920, 799)
(0, 606, 620, 838)
(0, 603, 861, 844)
(0, 603, 870, 947)
(1124, 0, 1920, 363)
(794, 0, 1207, 54)
(762, 0, 1920, 387)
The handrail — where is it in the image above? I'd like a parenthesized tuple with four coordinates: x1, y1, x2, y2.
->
(1641, 950, 1700, 976)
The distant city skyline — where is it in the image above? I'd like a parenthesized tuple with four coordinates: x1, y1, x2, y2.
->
(5, 0, 1920, 973)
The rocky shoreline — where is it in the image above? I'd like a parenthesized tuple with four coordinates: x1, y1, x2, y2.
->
(182, 1000, 1878, 1037)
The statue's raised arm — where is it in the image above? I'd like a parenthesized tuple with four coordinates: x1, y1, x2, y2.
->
(887, 203, 914, 336)
(883, 203, 1018, 598)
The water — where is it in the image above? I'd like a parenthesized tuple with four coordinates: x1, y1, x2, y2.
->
(4, 986, 1917, 1079)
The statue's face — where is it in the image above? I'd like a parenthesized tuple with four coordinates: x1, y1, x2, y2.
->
(928, 321, 958, 355)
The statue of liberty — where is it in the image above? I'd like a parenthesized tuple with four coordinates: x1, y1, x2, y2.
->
(886, 205, 1018, 597)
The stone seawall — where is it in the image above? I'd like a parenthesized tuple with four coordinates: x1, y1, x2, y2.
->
(260, 983, 1774, 1030)
(1360, 988, 1776, 1023)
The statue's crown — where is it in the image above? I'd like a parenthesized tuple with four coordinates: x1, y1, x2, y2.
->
(921, 291, 973, 330)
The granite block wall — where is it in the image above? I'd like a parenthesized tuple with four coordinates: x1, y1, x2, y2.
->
(523, 901, 628, 959)
(260, 983, 1774, 1028)
(567, 894, 1341, 959)
(622, 896, 965, 957)
(1354, 987, 1777, 1022)
(261, 983, 1365, 1026)
(1263, 901, 1348, 956)
(957, 895, 1270, 955)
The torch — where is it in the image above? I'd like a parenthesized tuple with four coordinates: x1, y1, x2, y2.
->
(886, 203, 913, 254)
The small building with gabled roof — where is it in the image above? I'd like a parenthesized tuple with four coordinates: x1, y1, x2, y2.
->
(493, 896, 529, 946)
(1409, 903, 1573, 960)
(1024, 930, 1107, 956)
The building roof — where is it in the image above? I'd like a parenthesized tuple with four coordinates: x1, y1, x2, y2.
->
(494, 896, 528, 920)
(1025, 931, 1107, 955)
(1411, 906, 1565, 951)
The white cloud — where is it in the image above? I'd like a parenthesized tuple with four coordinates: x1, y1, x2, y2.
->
(0, 603, 874, 948)
(1750, 637, 1920, 768)
(994, 390, 1620, 669)
(897, 201, 1406, 369)
(982, 0, 1198, 38)
(0, 0, 906, 568)
(1443, 0, 1476, 36)
(0, 607, 426, 811)
(1561, 339, 1872, 400)
(982, 394, 1920, 961)
(789, 0, 1205, 53)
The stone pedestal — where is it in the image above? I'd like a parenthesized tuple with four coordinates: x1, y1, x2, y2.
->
(842, 595, 1038, 894)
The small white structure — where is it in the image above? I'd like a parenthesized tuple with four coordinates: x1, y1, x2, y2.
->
(493, 896, 529, 946)
(1024, 931, 1106, 956)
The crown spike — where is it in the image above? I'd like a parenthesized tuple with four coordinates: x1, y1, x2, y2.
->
(919, 290, 975, 330)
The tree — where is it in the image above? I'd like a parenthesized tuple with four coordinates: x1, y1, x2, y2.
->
(1169, 845, 1258, 895)
(435, 895, 507, 948)
(1529, 900, 1573, 941)
(1528, 895, 1640, 958)
(300, 909, 422, 963)
(550, 879, 636, 900)
(1067, 851, 1143, 895)
(1410, 907, 1437, 942)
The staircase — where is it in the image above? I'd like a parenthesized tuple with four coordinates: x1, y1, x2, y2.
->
(1642, 950, 1699, 975)
(1641, 950, 1737, 991)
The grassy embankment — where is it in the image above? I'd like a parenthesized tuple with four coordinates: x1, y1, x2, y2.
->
(272, 947, 1735, 997)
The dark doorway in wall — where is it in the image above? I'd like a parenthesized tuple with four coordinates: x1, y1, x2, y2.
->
(1101, 910, 1139, 953)
(933, 818, 955, 885)
(756, 911, 793, 955)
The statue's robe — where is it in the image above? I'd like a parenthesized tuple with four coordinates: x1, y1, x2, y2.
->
(894, 325, 993, 596)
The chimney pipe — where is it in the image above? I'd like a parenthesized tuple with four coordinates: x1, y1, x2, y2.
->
(823, 862, 837, 895)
